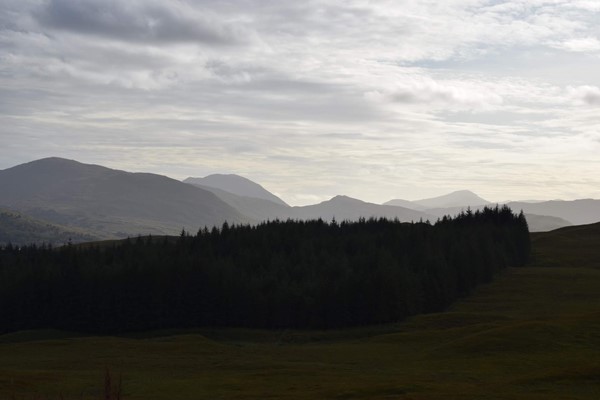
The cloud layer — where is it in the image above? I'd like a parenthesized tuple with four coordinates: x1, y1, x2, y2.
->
(34, 0, 250, 45)
(1, 0, 599, 204)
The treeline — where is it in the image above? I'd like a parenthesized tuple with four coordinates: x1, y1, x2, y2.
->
(0, 206, 529, 333)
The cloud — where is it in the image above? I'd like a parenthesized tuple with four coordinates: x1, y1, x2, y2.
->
(2, 0, 600, 204)
(567, 85, 600, 105)
(365, 78, 503, 110)
(33, 0, 251, 46)
(554, 37, 600, 52)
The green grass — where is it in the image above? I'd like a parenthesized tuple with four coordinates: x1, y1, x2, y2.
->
(2, 226, 600, 399)
(530, 222, 600, 269)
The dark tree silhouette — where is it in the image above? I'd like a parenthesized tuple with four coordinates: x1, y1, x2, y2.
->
(0, 206, 529, 333)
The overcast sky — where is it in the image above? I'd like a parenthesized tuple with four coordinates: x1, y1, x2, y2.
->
(1, 0, 599, 205)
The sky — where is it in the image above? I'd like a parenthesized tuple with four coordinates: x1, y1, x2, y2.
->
(1, 0, 599, 206)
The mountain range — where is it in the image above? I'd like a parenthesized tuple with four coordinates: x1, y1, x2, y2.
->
(386, 190, 490, 209)
(1, 157, 598, 244)
(184, 174, 288, 206)
(0, 158, 248, 240)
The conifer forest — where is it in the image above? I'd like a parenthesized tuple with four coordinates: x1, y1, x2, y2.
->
(0, 206, 530, 334)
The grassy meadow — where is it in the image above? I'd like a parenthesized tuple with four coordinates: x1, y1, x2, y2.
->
(1, 224, 600, 399)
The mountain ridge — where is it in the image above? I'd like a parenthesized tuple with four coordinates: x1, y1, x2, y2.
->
(185, 174, 288, 206)
(292, 195, 436, 222)
(2, 158, 598, 244)
(0, 157, 248, 238)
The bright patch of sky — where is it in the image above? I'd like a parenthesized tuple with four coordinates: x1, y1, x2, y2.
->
(1, 0, 599, 205)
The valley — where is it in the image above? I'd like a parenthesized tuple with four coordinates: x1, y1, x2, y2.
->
(1, 223, 599, 399)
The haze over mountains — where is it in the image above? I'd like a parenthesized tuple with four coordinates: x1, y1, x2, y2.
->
(0, 207, 97, 246)
(1, 157, 599, 244)
(386, 190, 490, 209)
(185, 174, 288, 206)
(0, 158, 247, 240)
(187, 180, 435, 224)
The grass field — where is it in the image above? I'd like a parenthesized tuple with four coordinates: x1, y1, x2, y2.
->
(2, 224, 600, 399)
(530, 222, 600, 269)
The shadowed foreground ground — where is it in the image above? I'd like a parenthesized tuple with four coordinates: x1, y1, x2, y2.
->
(1, 227, 600, 399)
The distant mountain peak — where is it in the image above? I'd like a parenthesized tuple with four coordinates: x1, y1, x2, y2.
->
(5, 157, 113, 176)
(184, 174, 288, 206)
(11, 157, 77, 168)
(449, 189, 478, 195)
(329, 195, 360, 202)
(21, 157, 96, 167)
(414, 190, 490, 209)
(0, 157, 247, 238)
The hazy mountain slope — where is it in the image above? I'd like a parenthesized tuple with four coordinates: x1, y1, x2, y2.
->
(187, 183, 291, 221)
(0, 158, 248, 237)
(184, 174, 288, 206)
(187, 184, 434, 223)
(0, 207, 99, 246)
(414, 190, 490, 208)
(383, 198, 427, 211)
(292, 195, 435, 222)
(522, 213, 572, 232)
(506, 199, 600, 225)
(407, 204, 571, 232)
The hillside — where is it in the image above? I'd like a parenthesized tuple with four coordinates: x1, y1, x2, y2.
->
(1, 222, 599, 399)
(507, 199, 600, 225)
(523, 213, 572, 232)
(184, 174, 288, 206)
(0, 207, 99, 245)
(0, 158, 248, 238)
(530, 222, 600, 269)
(186, 182, 291, 221)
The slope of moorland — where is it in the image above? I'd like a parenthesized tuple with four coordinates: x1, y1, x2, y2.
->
(1, 223, 599, 399)
(529, 221, 600, 269)
(0, 158, 248, 238)
(0, 207, 100, 245)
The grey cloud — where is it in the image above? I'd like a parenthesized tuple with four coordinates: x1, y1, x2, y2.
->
(568, 85, 600, 105)
(34, 0, 250, 45)
(367, 79, 503, 109)
(2, 0, 600, 204)
(442, 110, 556, 126)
